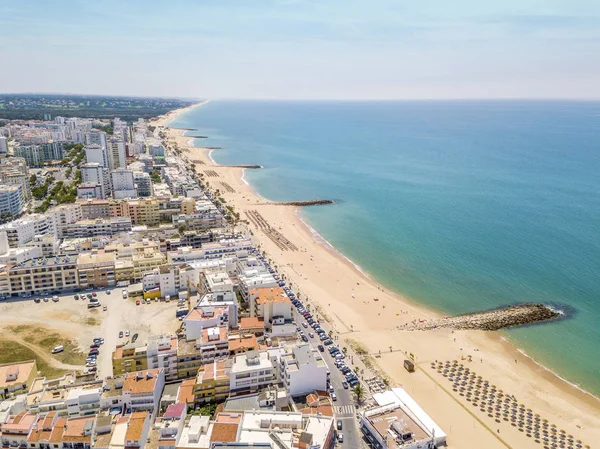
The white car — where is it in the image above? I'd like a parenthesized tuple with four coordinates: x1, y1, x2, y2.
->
(125, 330, 130, 337)
(337, 433, 343, 443)
(331, 392, 337, 401)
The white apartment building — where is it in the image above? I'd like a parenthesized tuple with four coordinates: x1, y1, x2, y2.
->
(108, 139, 126, 170)
(77, 183, 104, 199)
(198, 292, 239, 330)
(101, 369, 165, 418)
(141, 263, 199, 298)
(202, 271, 235, 302)
(81, 162, 111, 198)
(197, 326, 229, 365)
(84, 130, 107, 149)
(278, 344, 328, 396)
(85, 144, 109, 168)
(230, 350, 277, 394)
(238, 411, 335, 449)
(0, 184, 25, 217)
(183, 305, 230, 341)
(0, 234, 41, 264)
(147, 335, 178, 381)
(65, 387, 102, 417)
(111, 168, 137, 199)
(49, 203, 82, 238)
(62, 216, 132, 238)
(0, 213, 56, 247)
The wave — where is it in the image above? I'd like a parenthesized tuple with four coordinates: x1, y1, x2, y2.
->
(499, 336, 598, 401)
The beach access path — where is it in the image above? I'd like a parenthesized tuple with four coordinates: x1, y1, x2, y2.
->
(153, 106, 600, 449)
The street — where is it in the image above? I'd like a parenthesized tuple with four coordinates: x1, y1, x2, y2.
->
(292, 306, 365, 449)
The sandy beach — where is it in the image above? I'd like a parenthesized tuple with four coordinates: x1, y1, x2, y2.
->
(152, 107, 600, 449)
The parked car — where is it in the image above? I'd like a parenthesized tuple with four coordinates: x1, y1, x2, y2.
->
(136, 300, 140, 305)
(74, 295, 79, 300)
(132, 333, 138, 342)
(318, 345, 325, 352)
(106, 290, 111, 294)
(52, 296, 59, 302)
(324, 339, 333, 346)
(337, 420, 342, 430)
(119, 331, 123, 338)
(92, 292, 97, 297)
(302, 322, 308, 328)
(43, 297, 49, 302)
(308, 332, 314, 338)
(342, 381, 349, 389)
(125, 330, 130, 337)
(34, 298, 41, 303)
(331, 392, 337, 401)
(301, 335, 308, 342)
(103, 305, 107, 311)
(337, 433, 343, 443)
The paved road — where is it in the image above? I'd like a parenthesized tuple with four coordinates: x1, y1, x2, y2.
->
(293, 307, 365, 449)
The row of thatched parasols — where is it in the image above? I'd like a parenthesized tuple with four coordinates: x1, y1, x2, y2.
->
(431, 360, 589, 449)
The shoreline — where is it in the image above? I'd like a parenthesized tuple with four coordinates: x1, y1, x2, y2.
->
(153, 104, 600, 448)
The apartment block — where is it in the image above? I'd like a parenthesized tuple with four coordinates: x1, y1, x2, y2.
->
(0, 184, 25, 217)
(0, 214, 56, 248)
(76, 252, 117, 289)
(193, 360, 230, 404)
(5, 255, 78, 296)
(278, 344, 327, 396)
(230, 351, 277, 395)
(62, 216, 132, 238)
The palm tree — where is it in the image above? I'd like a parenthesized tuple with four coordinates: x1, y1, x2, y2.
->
(353, 383, 365, 404)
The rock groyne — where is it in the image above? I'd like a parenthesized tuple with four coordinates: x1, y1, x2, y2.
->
(272, 200, 335, 207)
(399, 303, 561, 331)
(224, 165, 262, 169)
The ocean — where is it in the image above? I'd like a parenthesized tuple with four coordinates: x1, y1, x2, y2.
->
(169, 100, 600, 396)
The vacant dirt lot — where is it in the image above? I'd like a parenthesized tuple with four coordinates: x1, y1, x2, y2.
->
(0, 288, 181, 379)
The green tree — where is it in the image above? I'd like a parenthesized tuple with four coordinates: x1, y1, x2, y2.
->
(353, 383, 365, 404)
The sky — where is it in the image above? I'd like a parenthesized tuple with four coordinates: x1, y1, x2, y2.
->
(1, 0, 599, 100)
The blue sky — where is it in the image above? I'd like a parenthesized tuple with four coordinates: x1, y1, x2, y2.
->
(1, 0, 599, 99)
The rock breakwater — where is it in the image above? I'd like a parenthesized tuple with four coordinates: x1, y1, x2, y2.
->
(400, 303, 561, 331)
(272, 200, 335, 206)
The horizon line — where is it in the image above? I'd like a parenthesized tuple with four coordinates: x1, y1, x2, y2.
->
(2, 92, 600, 102)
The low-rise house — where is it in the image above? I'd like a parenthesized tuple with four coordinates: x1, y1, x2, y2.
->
(0, 412, 38, 448)
(157, 403, 187, 449)
(0, 361, 37, 400)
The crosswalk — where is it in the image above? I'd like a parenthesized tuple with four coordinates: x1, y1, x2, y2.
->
(334, 405, 355, 416)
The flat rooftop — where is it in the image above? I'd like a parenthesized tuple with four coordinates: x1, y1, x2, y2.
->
(366, 406, 428, 446)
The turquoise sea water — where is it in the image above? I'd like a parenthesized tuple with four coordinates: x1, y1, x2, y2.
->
(170, 100, 600, 396)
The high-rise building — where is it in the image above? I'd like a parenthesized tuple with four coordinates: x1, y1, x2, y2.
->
(84, 130, 107, 149)
(134, 171, 153, 197)
(0, 136, 7, 155)
(80, 162, 111, 198)
(0, 184, 25, 217)
(111, 168, 137, 199)
(108, 138, 126, 170)
(85, 144, 109, 168)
